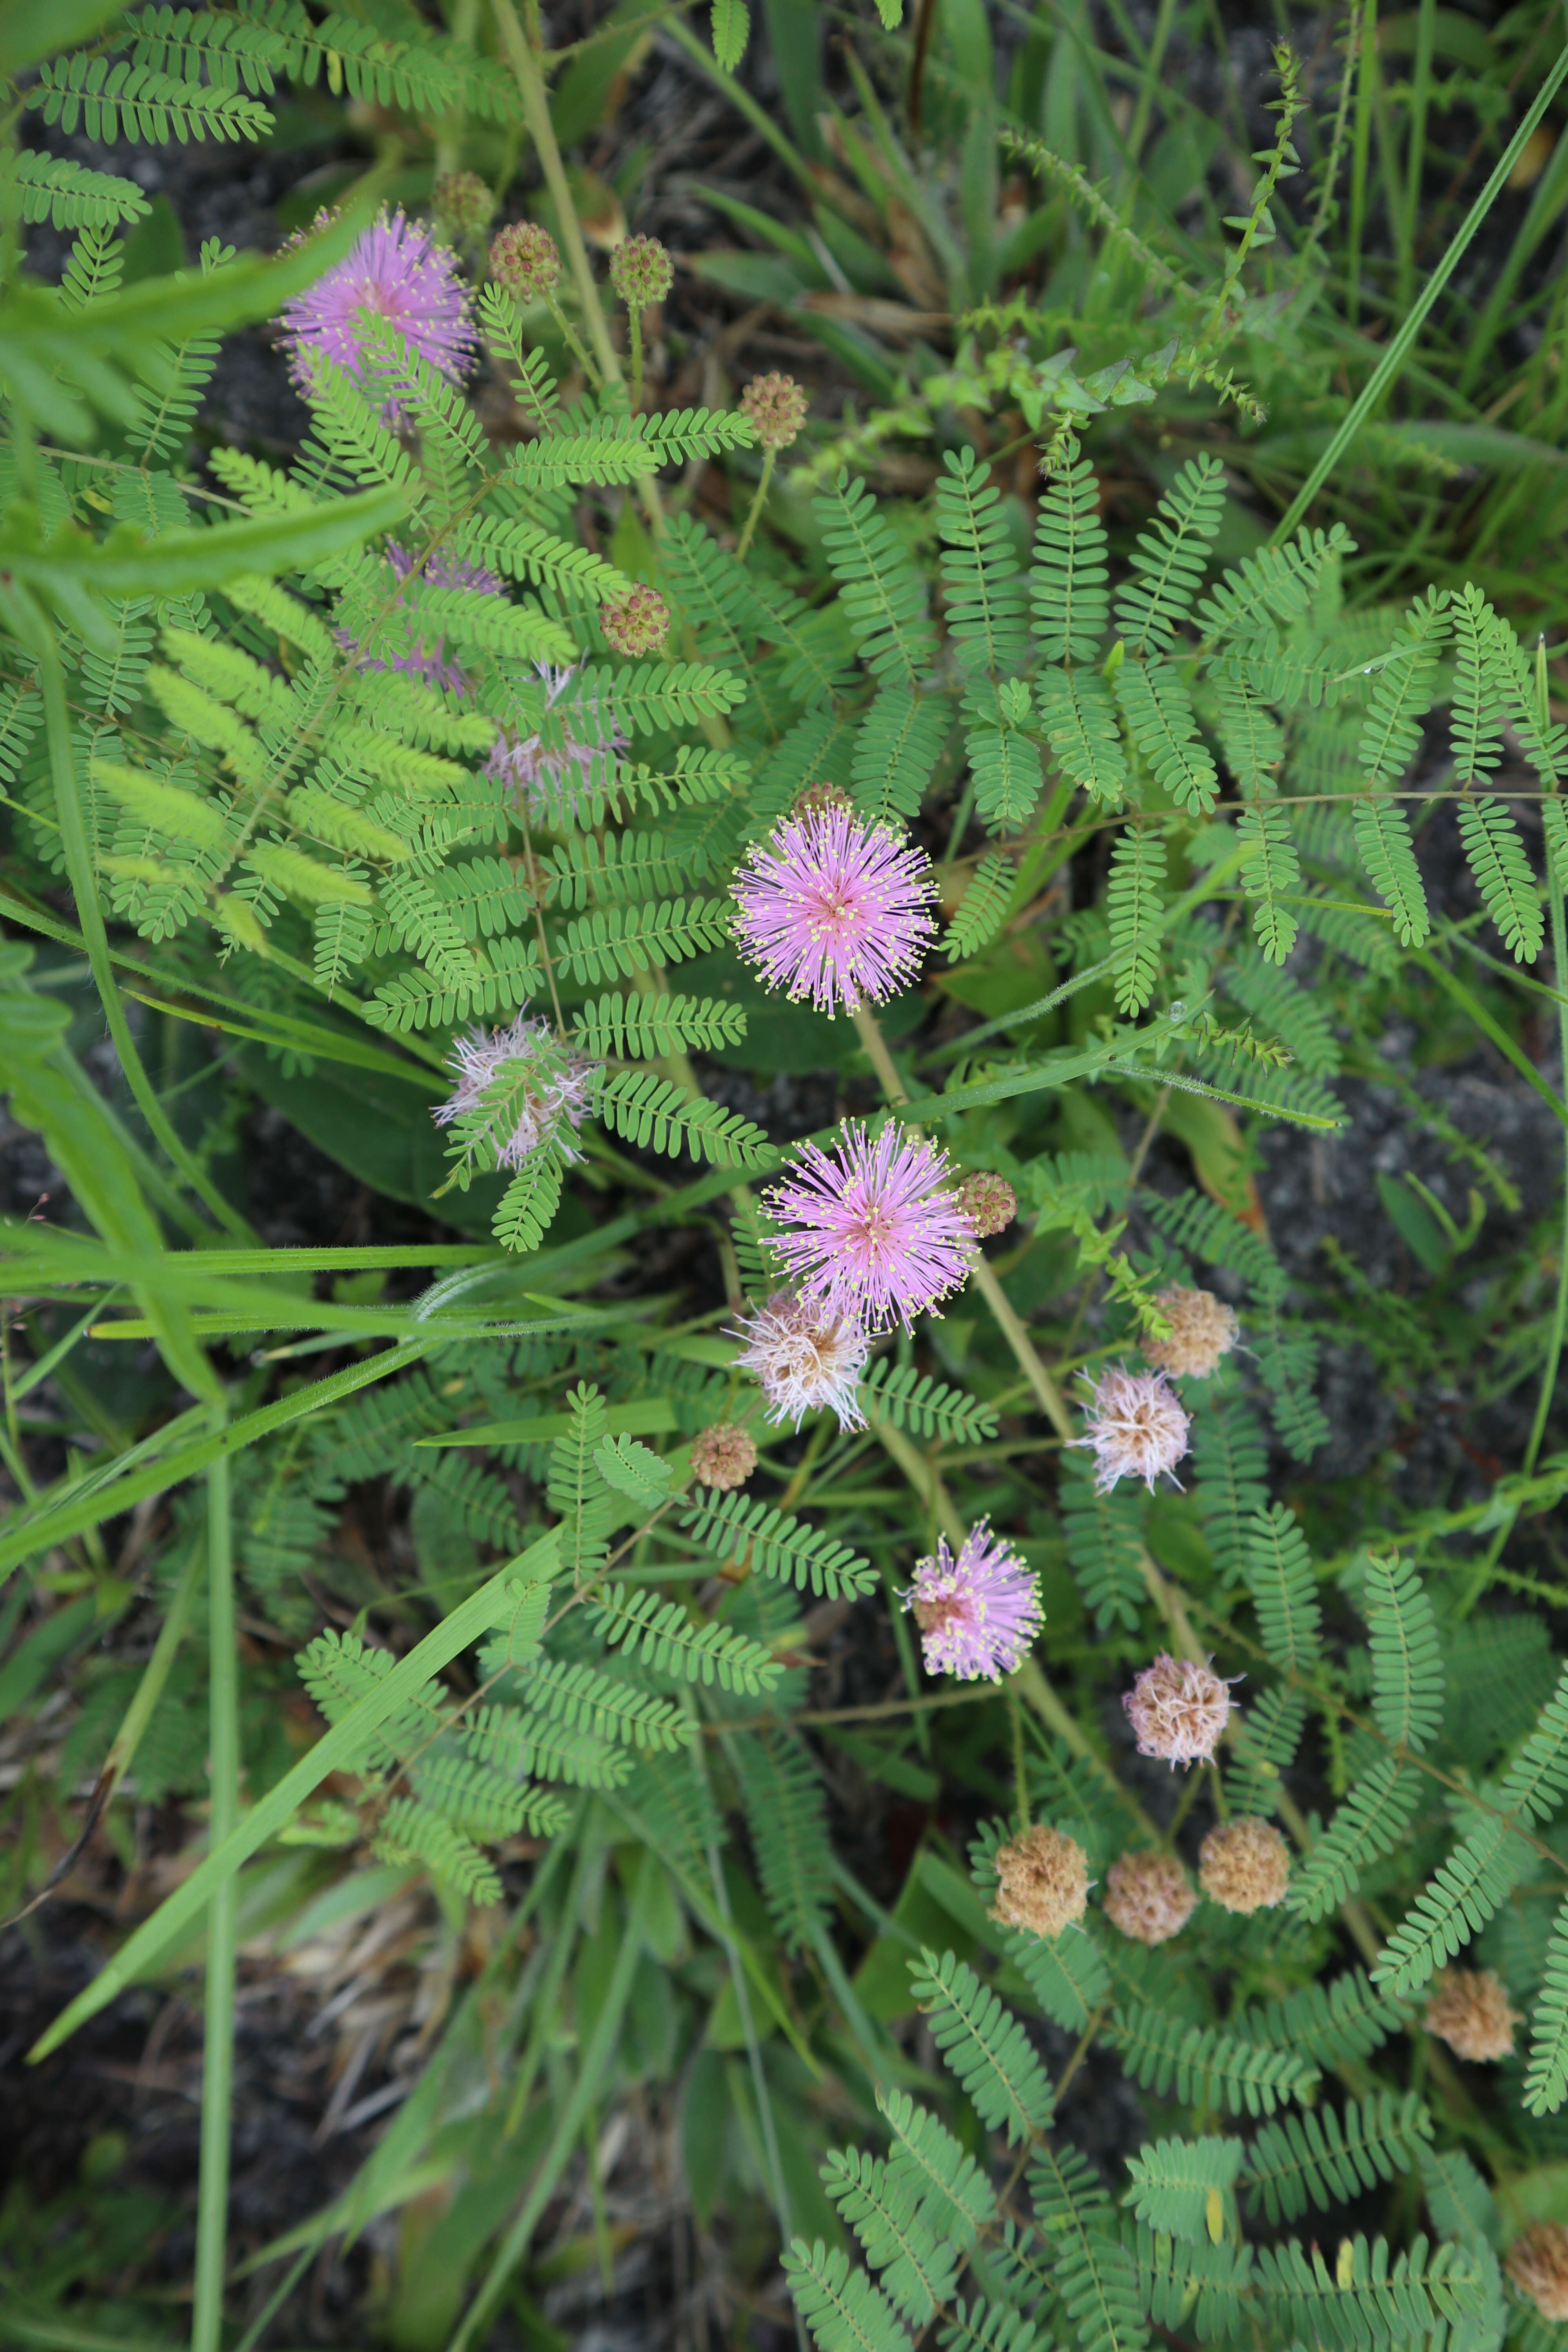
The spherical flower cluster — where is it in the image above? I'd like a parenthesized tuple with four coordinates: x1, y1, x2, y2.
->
(957, 1171, 1016, 1240)
(990, 1825, 1089, 1942)
(1424, 1967, 1522, 2063)
(901, 1519, 1042, 1683)
(1143, 1285, 1240, 1381)
(732, 1290, 870, 1431)
(732, 805, 938, 1017)
(433, 171, 496, 244)
(609, 233, 674, 309)
(277, 208, 477, 417)
(1507, 2225, 1568, 2321)
(1124, 1653, 1236, 1769)
(347, 541, 505, 693)
(1198, 1816, 1290, 1913)
(792, 780, 852, 820)
(767, 1121, 974, 1332)
(1072, 1365, 1191, 1494)
(432, 1011, 597, 1171)
(486, 664, 624, 821)
(600, 583, 670, 657)
(690, 1423, 758, 1491)
(489, 220, 561, 303)
(740, 371, 809, 451)
(1103, 1850, 1197, 1947)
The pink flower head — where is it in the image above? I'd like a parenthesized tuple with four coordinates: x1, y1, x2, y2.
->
(433, 1010, 598, 1171)
(278, 207, 477, 419)
(731, 1290, 871, 1430)
(486, 664, 625, 823)
(1071, 1365, 1191, 1494)
(342, 542, 506, 693)
(731, 805, 937, 1016)
(1124, 1653, 1237, 1768)
(767, 1121, 973, 1331)
(901, 1520, 1042, 1682)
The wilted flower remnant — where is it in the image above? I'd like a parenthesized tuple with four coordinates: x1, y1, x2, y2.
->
(600, 583, 670, 657)
(1103, 1850, 1197, 1946)
(347, 542, 505, 694)
(1073, 1365, 1191, 1494)
(1425, 1967, 1522, 2062)
(732, 1291, 870, 1431)
(488, 220, 561, 303)
(1507, 2226, 1568, 2321)
(277, 207, 477, 415)
(1143, 1285, 1240, 1380)
(990, 1825, 1089, 1940)
(740, 372, 809, 451)
(1198, 1816, 1290, 1913)
(691, 1424, 758, 1491)
(732, 804, 938, 1016)
(1125, 1653, 1236, 1768)
(434, 1011, 597, 1171)
(768, 1121, 974, 1331)
(957, 1170, 1016, 1239)
(901, 1519, 1042, 1683)
(486, 664, 624, 822)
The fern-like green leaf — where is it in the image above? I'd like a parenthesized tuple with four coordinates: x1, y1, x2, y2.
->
(1242, 2092, 1432, 2223)
(1244, 1503, 1321, 1675)
(1122, 2136, 1243, 2241)
(679, 1488, 877, 1598)
(1361, 1552, 1444, 1754)
(908, 1949, 1054, 2143)
(588, 1584, 782, 1693)
(1112, 658, 1218, 812)
(1113, 453, 1226, 656)
(1031, 434, 1110, 664)
(1456, 795, 1544, 964)
(1106, 824, 1167, 1014)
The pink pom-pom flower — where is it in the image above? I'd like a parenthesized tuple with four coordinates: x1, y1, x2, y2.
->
(902, 1520, 1042, 1682)
(766, 1120, 974, 1331)
(277, 208, 478, 419)
(1071, 1365, 1191, 1494)
(731, 804, 937, 1016)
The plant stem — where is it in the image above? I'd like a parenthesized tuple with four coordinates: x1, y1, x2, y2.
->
(490, 0, 621, 387)
(871, 1409, 967, 1548)
(850, 998, 1075, 1441)
(626, 305, 644, 410)
(1274, 33, 1568, 538)
(434, 0, 479, 180)
(38, 635, 251, 1241)
(735, 446, 776, 558)
(192, 1432, 238, 2352)
(1524, 803, 1568, 1483)
(544, 287, 602, 387)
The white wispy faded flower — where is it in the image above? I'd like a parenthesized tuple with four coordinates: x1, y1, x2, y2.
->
(732, 1290, 871, 1430)
(1071, 1365, 1191, 1494)
(433, 1010, 598, 1171)
(486, 664, 625, 822)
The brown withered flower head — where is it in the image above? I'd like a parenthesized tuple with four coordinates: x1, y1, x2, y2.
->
(990, 1825, 1089, 1942)
(740, 371, 810, 452)
(1507, 2225, 1568, 2322)
(957, 1171, 1018, 1240)
(1103, 1849, 1197, 1947)
(690, 1423, 758, 1492)
(1425, 1967, 1523, 2063)
(1143, 1285, 1240, 1381)
(1198, 1816, 1291, 1914)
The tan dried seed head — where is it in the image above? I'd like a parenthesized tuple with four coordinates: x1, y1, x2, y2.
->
(1508, 2225, 1568, 2323)
(1425, 1967, 1522, 2063)
(1198, 1815, 1290, 1914)
(990, 1824, 1089, 1942)
(1103, 1849, 1197, 1946)
(1143, 1285, 1240, 1380)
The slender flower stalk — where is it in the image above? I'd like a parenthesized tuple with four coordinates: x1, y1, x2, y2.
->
(736, 372, 809, 557)
(608, 234, 673, 409)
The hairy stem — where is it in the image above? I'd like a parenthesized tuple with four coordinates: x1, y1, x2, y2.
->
(191, 1435, 238, 2352)
(735, 445, 776, 559)
(491, 0, 620, 385)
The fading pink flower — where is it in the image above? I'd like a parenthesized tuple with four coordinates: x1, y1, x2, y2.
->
(767, 1121, 973, 1331)
(341, 542, 506, 693)
(1124, 1653, 1236, 1768)
(277, 207, 477, 419)
(1071, 1365, 1191, 1494)
(732, 1289, 870, 1430)
(434, 1010, 597, 1171)
(901, 1519, 1042, 1682)
(486, 664, 625, 823)
(732, 805, 937, 1015)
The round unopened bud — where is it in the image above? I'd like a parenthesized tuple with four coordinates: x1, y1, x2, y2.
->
(1198, 1816, 1290, 1914)
(1425, 1967, 1522, 2063)
(600, 583, 670, 657)
(691, 1423, 757, 1491)
(1510, 2225, 1568, 2321)
(990, 1824, 1089, 1942)
(433, 171, 496, 243)
(957, 1171, 1017, 1240)
(789, 780, 853, 821)
(610, 233, 674, 309)
(1143, 1285, 1240, 1381)
(740, 371, 809, 452)
(1103, 1849, 1196, 1946)
(490, 220, 561, 303)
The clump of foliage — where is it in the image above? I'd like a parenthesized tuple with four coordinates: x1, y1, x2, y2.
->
(2, 2, 1568, 2350)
